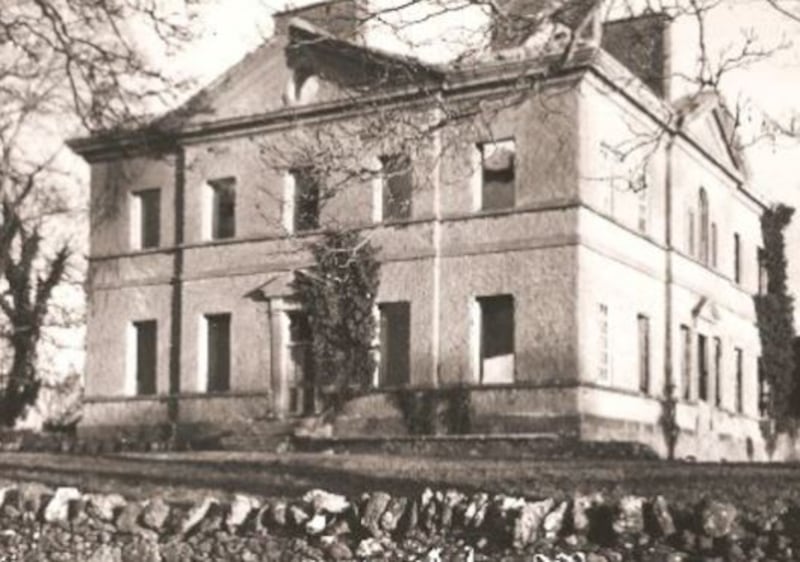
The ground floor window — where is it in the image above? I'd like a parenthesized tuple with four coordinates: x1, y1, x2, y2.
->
(133, 320, 157, 396)
(378, 302, 411, 387)
(637, 314, 650, 394)
(714, 337, 722, 407)
(476, 295, 515, 384)
(680, 325, 691, 400)
(286, 311, 318, 415)
(697, 333, 708, 402)
(735, 347, 744, 413)
(204, 313, 231, 392)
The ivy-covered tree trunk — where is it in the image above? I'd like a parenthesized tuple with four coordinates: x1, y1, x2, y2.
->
(0, 199, 69, 427)
(291, 230, 380, 412)
(755, 204, 796, 422)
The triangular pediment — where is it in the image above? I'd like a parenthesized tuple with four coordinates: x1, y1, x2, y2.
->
(162, 18, 443, 130)
(678, 94, 744, 176)
(692, 297, 721, 324)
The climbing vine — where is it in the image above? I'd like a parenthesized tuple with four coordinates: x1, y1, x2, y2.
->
(755, 204, 796, 422)
(291, 230, 380, 411)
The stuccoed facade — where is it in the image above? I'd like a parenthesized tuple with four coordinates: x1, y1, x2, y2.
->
(69, 0, 769, 460)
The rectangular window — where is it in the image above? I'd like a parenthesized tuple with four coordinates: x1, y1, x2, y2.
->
(379, 155, 413, 221)
(735, 347, 744, 413)
(758, 247, 768, 295)
(758, 356, 769, 417)
(711, 222, 718, 268)
(133, 320, 157, 396)
(734, 233, 742, 284)
(714, 337, 722, 407)
(477, 295, 515, 384)
(697, 333, 708, 402)
(209, 177, 236, 240)
(132, 188, 160, 249)
(287, 311, 317, 415)
(598, 304, 610, 382)
(680, 325, 691, 400)
(292, 168, 320, 232)
(637, 314, 650, 394)
(378, 302, 411, 387)
(687, 210, 695, 256)
(479, 140, 515, 211)
(205, 313, 231, 392)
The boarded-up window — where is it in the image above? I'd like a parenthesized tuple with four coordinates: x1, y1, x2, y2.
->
(637, 314, 650, 394)
(209, 177, 236, 240)
(380, 155, 413, 220)
(480, 140, 515, 210)
(133, 189, 160, 249)
(697, 333, 708, 401)
(478, 295, 514, 384)
(133, 320, 157, 396)
(292, 168, 320, 232)
(680, 325, 691, 400)
(598, 304, 610, 382)
(205, 313, 231, 392)
(379, 302, 411, 387)
(287, 311, 317, 415)
(714, 337, 722, 407)
(734, 233, 742, 284)
(735, 347, 744, 413)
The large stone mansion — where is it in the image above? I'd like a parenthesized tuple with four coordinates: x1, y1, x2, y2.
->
(69, 0, 771, 460)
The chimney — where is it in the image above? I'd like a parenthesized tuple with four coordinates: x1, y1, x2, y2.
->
(273, 0, 367, 41)
(601, 13, 672, 98)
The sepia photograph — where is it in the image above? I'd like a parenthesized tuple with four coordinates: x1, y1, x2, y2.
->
(2, 0, 800, 559)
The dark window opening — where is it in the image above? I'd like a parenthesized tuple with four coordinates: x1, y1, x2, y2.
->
(135, 189, 160, 249)
(698, 333, 708, 402)
(379, 302, 411, 387)
(478, 295, 514, 384)
(209, 177, 236, 240)
(758, 357, 770, 418)
(711, 222, 718, 268)
(638, 314, 650, 394)
(734, 233, 742, 284)
(292, 168, 320, 232)
(714, 337, 722, 407)
(735, 347, 744, 413)
(380, 154, 413, 220)
(480, 140, 515, 210)
(758, 247, 768, 295)
(134, 320, 157, 396)
(699, 188, 709, 265)
(287, 311, 317, 415)
(206, 313, 231, 392)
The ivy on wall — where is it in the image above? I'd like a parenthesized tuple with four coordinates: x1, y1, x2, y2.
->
(755, 204, 796, 422)
(291, 230, 380, 411)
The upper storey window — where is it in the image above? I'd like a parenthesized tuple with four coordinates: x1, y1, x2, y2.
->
(376, 154, 413, 222)
(131, 188, 160, 250)
(286, 168, 320, 233)
(477, 139, 516, 211)
(698, 188, 710, 265)
(206, 177, 236, 240)
(734, 232, 742, 284)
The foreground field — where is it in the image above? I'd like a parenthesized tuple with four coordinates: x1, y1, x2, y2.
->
(0, 451, 799, 506)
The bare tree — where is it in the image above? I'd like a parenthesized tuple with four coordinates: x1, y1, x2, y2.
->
(0, 0, 196, 426)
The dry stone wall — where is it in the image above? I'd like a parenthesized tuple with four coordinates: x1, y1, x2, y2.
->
(0, 480, 795, 561)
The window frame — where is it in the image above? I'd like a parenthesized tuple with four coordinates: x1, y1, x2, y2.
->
(476, 139, 516, 212)
(131, 188, 161, 250)
(207, 177, 236, 241)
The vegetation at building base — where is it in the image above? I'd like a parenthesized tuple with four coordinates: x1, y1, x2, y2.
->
(392, 386, 473, 435)
(291, 229, 380, 412)
(754, 204, 796, 426)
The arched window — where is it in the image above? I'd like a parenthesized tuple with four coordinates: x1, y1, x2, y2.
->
(699, 188, 709, 265)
